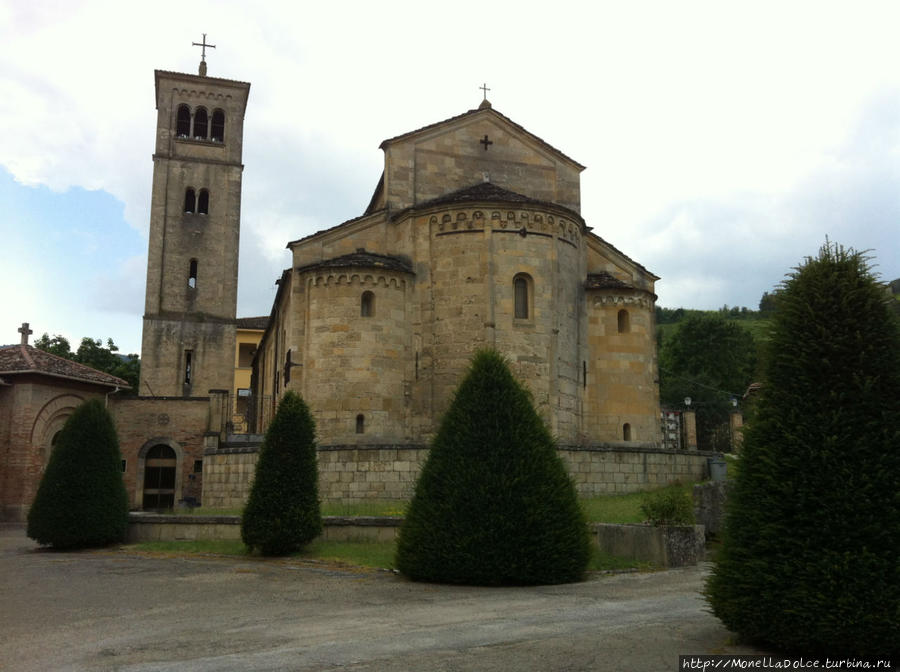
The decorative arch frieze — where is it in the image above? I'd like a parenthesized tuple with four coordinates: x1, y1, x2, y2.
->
(30, 393, 86, 450)
(429, 206, 583, 244)
(590, 294, 654, 310)
(310, 273, 408, 289)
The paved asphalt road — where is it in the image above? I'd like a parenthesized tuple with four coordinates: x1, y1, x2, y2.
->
(0, 526, 762, 671)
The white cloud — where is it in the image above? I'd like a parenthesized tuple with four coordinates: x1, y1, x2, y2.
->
(2, 0, 900, 351)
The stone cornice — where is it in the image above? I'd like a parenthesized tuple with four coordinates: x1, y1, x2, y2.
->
(308, 272, 409, 290)
(419, 205, 585, 247)
(588, 290, 656, 310)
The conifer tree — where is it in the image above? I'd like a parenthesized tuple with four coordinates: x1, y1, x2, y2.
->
(27, 399, 129, 549)
(241, 391, 322, 555)
(396, 349, 590, 585)
(707, 242, 900, 656)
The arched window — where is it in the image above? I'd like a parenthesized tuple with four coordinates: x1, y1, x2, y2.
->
(176, 105, 191, 137)
(211, 109, 225, 142)
(623, 423, 632, 441)
(188, 259, 198, 289)
(197, 189, 209, 215)
(143, 444, 177, 510)
(361, 291, 374, 317)
(617, 309, 630, 334)
(184, 188, 196, 214)
(356, 414, 365, 434)
(513, 274, 532, 320)
(193, 107, 208, 139)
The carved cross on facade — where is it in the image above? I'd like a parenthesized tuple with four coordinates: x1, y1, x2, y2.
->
(480, 134, 493, 151)
(18, 322, 32, 346)
(192, 33, 216, 61)
(479, 82, 491, 101)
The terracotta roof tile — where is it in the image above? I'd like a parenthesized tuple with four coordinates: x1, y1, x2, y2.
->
(0, 345, 131, 389)
(585, 272, 632, 290)
(393, 181, 582, 222)
(296, 251, 414, 275)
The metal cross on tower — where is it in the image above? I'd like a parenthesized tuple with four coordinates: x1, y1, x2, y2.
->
(479, 82, 491, 101)
(192, 33, 216, 61)
(192, 33, 216, 75)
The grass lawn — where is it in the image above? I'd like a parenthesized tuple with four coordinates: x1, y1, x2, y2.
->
(125, 538, 649, 573)
(131, 483, 700, 573)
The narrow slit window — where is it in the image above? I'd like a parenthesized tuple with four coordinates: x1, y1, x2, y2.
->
(514, 275, 530, 319)
(623, 423, 632, 441)
(184, 188, 196, 214)
(188, 259, 198, 289)
(361, 291, 374, 317)
(356, 414, 365, 434)
(211, 110, 225, 142)
(617, 309, 630, 334)
(193, 107, 208, 139)
(176, 105, 191, 137)
(184, 350, 193, 384)
(198, 189, 209, 215)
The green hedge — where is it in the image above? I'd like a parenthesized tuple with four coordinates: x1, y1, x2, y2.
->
(241, 391, 322, 555)
(706, 243, 900, 656)
(396, 349, 590, 585)
(27, 399, 128, 549)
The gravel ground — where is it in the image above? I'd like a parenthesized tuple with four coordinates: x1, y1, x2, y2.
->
(0, 525, 763, 671)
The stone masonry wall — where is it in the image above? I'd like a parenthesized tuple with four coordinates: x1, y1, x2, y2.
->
(558, 446, 715, 497)
(202, 448, 258, 509)
(200, 444, 717, 510)
(111, 397, 211, 509)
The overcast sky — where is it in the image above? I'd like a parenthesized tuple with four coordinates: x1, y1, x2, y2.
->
(2, 1, 899, 354)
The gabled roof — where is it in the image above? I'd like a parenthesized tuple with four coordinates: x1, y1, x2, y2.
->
(236, 316, 269, 330)
(0, 345, 131, 389)
(296, 250, 414, 275)
(379, 103, 585, 171)
(393, 181, 583, 223)
(585, 272, 632, 290)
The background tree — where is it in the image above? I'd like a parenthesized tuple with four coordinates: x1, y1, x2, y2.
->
(706, 243, 900, 656)
(658, 313, 757, 451)
(27, 399, 129, 549)
(396, 349, 590, 586)
(241, 391, 321, 556)
(34, 333, 140, 389)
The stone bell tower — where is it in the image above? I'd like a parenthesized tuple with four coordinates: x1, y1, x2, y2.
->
(140, 43, 250, 397)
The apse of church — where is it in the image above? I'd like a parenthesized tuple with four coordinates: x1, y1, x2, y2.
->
(252, 98, 661, 447)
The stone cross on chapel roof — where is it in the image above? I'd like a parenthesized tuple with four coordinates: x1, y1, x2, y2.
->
(18, 322, 32, 346)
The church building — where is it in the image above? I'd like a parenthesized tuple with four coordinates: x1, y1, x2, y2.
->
(251, 99, 662, 449)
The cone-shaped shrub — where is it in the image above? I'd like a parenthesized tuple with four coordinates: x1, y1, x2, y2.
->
(27, 399, 128, 549)
(396, 349, 590, 585)
(241, 391, 322, 555)
(707, 242, 900, 656)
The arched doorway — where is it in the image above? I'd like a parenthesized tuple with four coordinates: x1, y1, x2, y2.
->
(143, 444, 177, 510)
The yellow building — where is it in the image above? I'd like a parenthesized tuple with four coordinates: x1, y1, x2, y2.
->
(233, 316, 267, 432)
